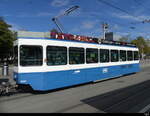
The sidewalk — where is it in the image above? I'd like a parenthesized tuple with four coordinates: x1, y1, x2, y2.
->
(140, 59, 150, 68)
(0, 66, 15, 85)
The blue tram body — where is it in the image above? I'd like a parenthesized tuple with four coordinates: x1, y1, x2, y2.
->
(13, 31, 140, 91)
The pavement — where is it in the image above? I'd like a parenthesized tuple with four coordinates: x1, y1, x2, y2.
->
(0, 66, 14, 85)
(0, 60, 150, 113)
(140, 59, 150, 68)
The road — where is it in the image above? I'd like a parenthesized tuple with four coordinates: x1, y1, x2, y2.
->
(0, 63, 150, 113)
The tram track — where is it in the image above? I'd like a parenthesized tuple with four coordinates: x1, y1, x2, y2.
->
(0, 93, 34, 103)
(0, 85, 36, 103)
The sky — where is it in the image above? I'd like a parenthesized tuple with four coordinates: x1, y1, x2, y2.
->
(1, 0, 150, 40)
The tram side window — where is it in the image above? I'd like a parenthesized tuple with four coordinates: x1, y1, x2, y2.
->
(69, 47, 85, 64)
(111, 50, 119, 62)
(86, 48, 98, 64)
(127, 51, 133, 61)
(47, 46, 67, 66)
(120, 50, 127, 61)
(100, 49, 109, 63)
(20, 45, 43, 66)
(134, 51, 139, 60)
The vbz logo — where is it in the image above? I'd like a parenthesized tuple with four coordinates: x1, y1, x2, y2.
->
(102, 68, 108, 74)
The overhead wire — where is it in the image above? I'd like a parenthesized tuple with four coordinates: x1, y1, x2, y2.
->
(97, 0, 145, 22)
(81, 7, 134, 31)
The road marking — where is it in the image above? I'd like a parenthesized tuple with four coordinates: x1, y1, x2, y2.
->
(139, 104, 150, 113)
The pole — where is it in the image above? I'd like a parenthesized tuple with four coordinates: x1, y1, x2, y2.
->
(102, 23, 108, 40)
(103, 24, 106, 40)
(52, 18, 64, 33)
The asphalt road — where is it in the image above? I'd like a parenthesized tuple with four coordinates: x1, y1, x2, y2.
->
(0, 64, 150, 113)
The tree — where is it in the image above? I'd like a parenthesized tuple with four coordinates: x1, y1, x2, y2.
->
(50, 28, 59, 33)
(0, 17, 15, 63)
(118, 36, 129, 42)
(131, 36, 150, 59)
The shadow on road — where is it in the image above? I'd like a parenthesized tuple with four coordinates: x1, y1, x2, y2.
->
(82, 80, 150, 113)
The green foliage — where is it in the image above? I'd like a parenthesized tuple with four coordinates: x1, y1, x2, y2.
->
(118, 36, 129, 42)
(131, 36, 150, 56)
(0, 17, 16, 61)
(50, 28, 59, 33)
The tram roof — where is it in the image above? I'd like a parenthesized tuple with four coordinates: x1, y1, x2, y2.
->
(17, 31, 137, 48)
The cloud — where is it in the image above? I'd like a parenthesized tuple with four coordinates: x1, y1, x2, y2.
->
(51, 0, 69, 7)
(69, 22, 100, 37)
(112, 12, 150, 21)
(112, 24, 120, 30)
(81, 20, 98, 29)
(8, 22, 24, 31)
(2, 14, 12, 17)
(37, 12, 53, 17)
(113, 34, 122, 41)
(112, 13, 140, 21)
(12, 12, 53, 18)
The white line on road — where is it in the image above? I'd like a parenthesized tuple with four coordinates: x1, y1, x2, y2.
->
(139, 104, 150, 113)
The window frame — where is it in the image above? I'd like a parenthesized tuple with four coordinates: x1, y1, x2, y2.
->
(86, 48, 98, 64)
(69, 47, 85, 65)
(46, 45, 67, 66)
(110, 50, 119, 62)
(127, 51, 133, 61)
(134, 51, 139, 61)
(119, 50, 127, 62)
(100, 49, 110, 63)
(19, 45, 43, 67)
(13, 45, 18, 66)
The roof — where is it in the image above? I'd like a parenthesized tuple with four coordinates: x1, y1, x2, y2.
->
(17, 31, 137, 48)
(17, 31, 50, 38)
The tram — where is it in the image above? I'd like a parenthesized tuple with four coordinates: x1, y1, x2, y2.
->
(13, 31, 140, 91)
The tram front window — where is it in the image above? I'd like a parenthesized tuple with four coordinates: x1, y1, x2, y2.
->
(134, 51, 139, 60)
(20, 45, 43, 66)
(14, 46, 18, 66)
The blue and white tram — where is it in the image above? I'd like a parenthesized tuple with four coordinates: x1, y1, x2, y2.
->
(13, 31, 140, 91)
